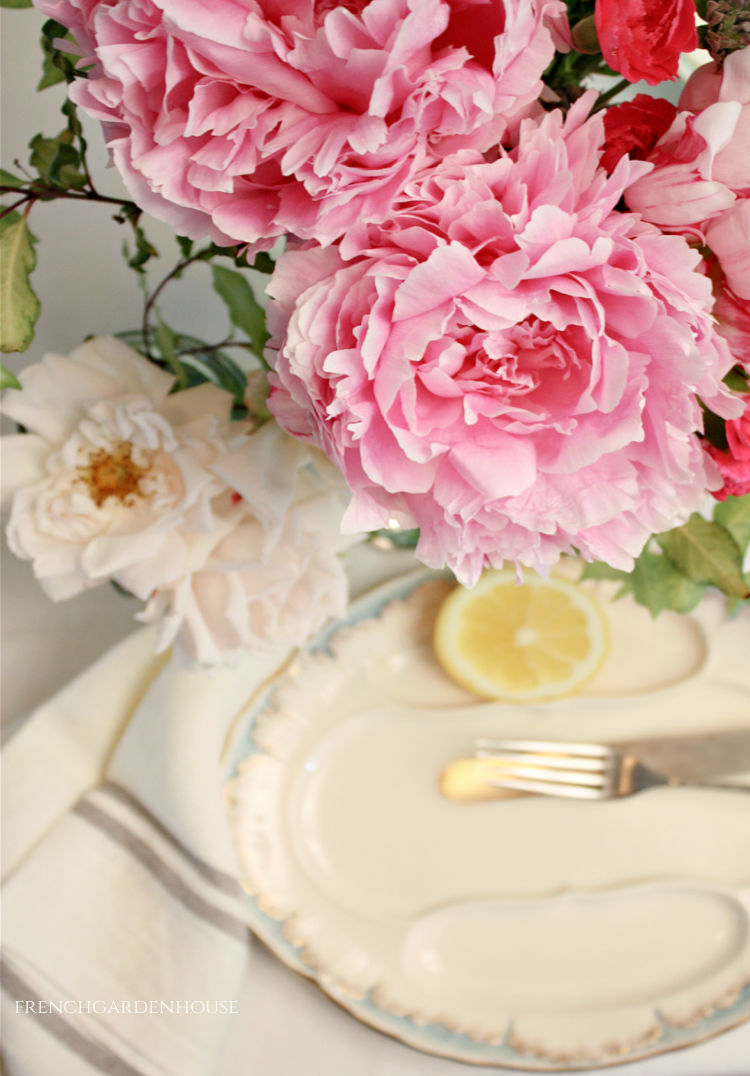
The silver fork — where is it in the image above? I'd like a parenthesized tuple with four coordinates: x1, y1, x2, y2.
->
(474, 737, 750, 800)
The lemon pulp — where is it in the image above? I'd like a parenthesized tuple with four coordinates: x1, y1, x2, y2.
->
(433, 569, 609, 702)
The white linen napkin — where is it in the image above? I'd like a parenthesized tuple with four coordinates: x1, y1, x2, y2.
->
(1, 627, 292, 1076)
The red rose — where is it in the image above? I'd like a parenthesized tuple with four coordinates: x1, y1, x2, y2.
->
(595, 0, 698, 85)
(601, 95, 678, 172)
(705, 396, 750, 500)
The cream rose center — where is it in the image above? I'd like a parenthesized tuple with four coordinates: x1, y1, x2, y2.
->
(32, 398, 187, 544)
(77, 441, 151, 508)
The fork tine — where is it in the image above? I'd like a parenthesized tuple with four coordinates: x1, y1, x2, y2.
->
(476, 751, 612, 773)
(476, 737, 613, 760)
(474, 736, 619, 799)
(486, 773, 608, 799)
(485, 762, 609, 788)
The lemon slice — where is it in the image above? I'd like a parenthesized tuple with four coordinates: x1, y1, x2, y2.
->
(434, 569, 609, 702)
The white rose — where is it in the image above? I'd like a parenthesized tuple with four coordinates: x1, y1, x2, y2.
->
(139, 422, 357, 665)
(2, 337, 359, 665)
(1, 336, 244, 602)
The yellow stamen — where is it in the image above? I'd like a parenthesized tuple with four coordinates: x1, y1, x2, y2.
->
(79, 442, 149, 508)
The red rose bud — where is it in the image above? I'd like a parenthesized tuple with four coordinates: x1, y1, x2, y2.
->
(601, 95, 679, 172)
(705, 395, 750, 500)
(595, 0, 699, 84)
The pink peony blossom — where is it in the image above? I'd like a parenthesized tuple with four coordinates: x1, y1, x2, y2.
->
(267, 98, 739, 586)
(36, 0, 567, 250)
(705, 395, 750, 501)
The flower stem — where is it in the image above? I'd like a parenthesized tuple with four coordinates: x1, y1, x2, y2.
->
(140, 250, 211, 358)
(591, 77, 631, 112)
(0, 183, 137, 212)
(0, 194, 35, 222)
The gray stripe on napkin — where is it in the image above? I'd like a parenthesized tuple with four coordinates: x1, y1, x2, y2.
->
(0, 956, 148, 1076)
(72, 801, 248, 943)
(98, 780, 240, 896)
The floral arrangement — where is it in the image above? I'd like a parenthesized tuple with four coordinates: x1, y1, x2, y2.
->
(1, 0, 749, 665)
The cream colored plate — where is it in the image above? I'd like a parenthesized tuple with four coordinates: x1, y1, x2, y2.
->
(225, 568, 750, 1070)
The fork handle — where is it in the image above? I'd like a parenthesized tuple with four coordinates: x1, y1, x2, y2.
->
(653, 764, 750, 794)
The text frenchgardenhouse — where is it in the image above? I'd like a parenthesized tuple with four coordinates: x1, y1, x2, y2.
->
(16, 999, 239, 1015)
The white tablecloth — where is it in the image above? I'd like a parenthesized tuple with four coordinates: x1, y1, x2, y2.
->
(2, 545, 749, 1076)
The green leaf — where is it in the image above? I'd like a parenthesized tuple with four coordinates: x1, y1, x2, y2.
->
(0, 211, 40, 354)
(713, 495, 750, 577)
(625, 552, 705, 617)
(155, 317, 188, 389)
(61, 98, 84, 139)
(701, 406, 728, 450)
(196, 243, 224, 263)
(0, 169, 26, 189)
(248, 251, 276, 275)
(29, 132, 85, 190)
(38, 47, 68, 91)
(656, 513, 750, 600)
(0, 364, 22, 390)
(38, 20, 79, 89)
(177, 349, 247, 403)
(369, 527, 420, 550)
(116, 329, 247, 403)
(0, 1, 34, 9)
(37, 58, 67, 91)
(580, 562, 628, 584)
(582, 552, 706, 616)
(211, 264, 268, 357)
(724, 367, 749, 393)
(126, 223, 158, 271)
